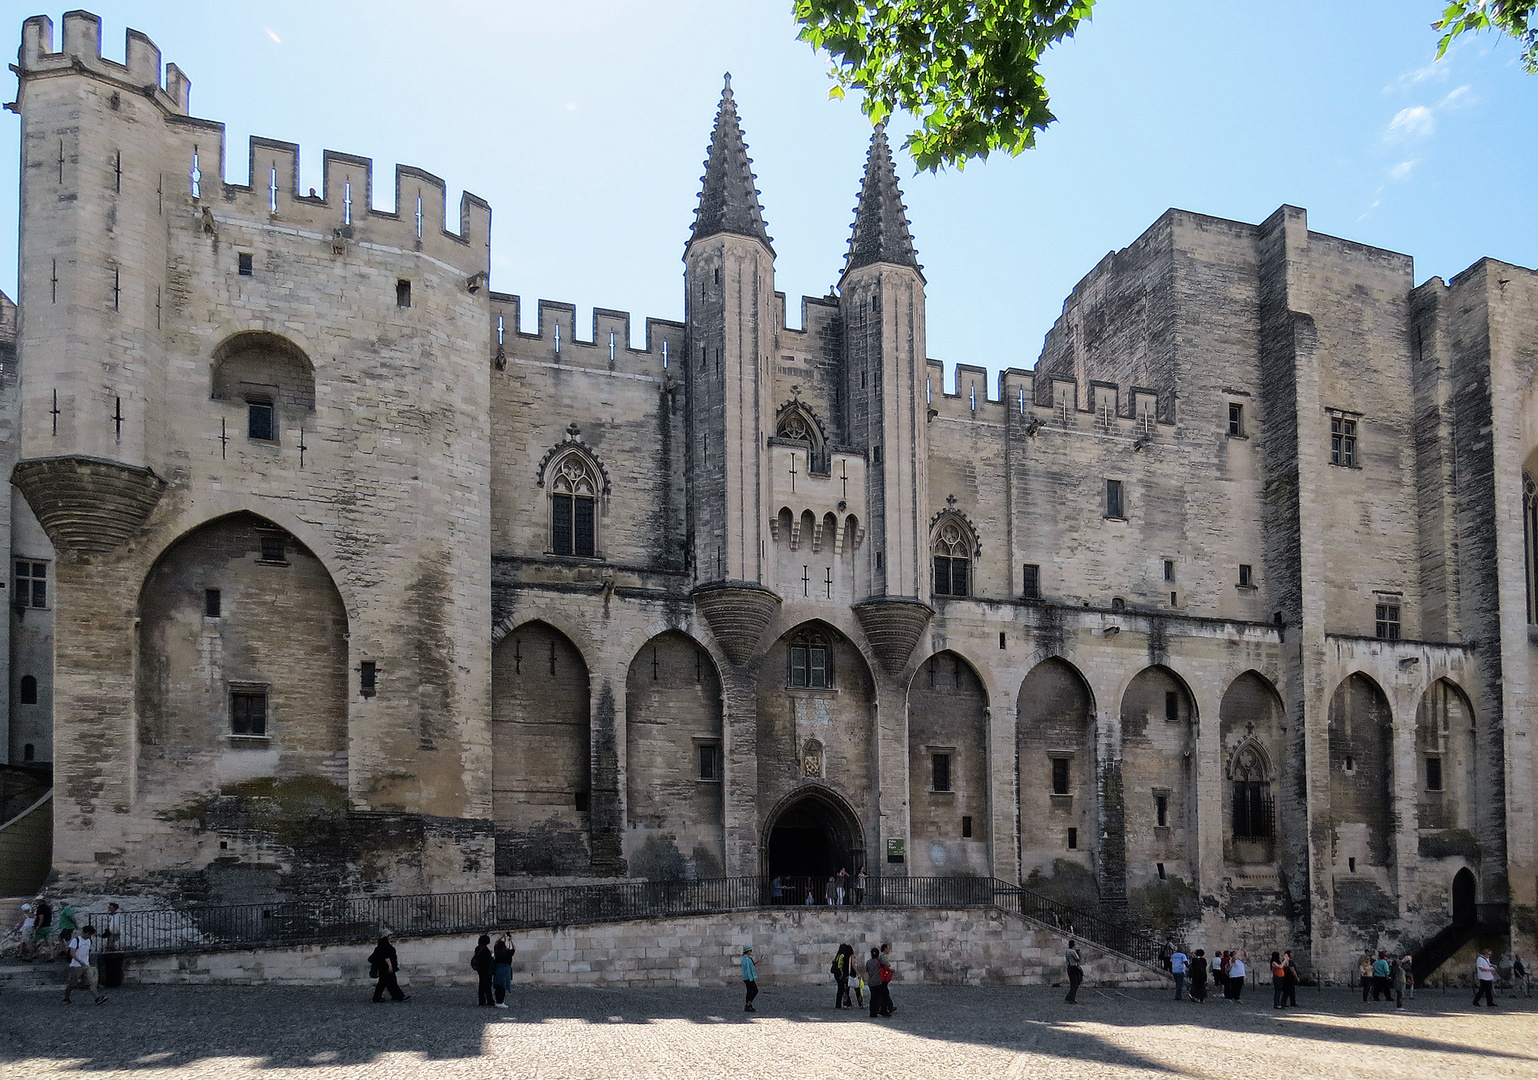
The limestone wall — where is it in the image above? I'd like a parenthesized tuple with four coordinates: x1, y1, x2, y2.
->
(125, 907, 1167, 989)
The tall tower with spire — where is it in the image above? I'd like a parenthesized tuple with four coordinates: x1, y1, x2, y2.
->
(840, 126, 929, 603)
(684, 75, 777, 600)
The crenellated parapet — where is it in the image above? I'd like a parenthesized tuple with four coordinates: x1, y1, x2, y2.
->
(19, 12, 190, 114)
(925, 360, 1174, 442)
(488, 292, 685, 376)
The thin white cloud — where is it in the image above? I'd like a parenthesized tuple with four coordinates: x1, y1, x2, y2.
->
(1388, 105, 1436, 141)
(1438, 85, 1474, 109)
(266, 28, 282, 45)
(1385, 59, 1449, 93)
(1389, 160, 1415, 182)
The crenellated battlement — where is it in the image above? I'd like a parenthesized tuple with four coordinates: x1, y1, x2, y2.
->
(924, 359, 1173, 437)
(19, 12, 189, 114)
(488, 292, 685, 378)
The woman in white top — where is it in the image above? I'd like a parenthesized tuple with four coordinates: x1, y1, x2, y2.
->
(1227, 954, 1247, 1001)
(1473, 950, 1498, 1007)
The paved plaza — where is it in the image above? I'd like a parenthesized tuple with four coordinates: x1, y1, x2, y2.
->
(1, 981, 1534, 1080)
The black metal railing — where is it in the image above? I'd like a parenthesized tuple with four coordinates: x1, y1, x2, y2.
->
(77, 875, 1163, 969)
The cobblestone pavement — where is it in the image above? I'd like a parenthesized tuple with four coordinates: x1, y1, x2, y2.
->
(2, 981, 1534, 1079)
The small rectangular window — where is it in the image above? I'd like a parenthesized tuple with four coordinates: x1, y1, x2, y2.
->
(574, 791, 590, 812)
(932, 752, 952, 792)
(1425, 755, 1443, 792)
(396, 279, 411, 308)
(259, 535, 286, 564)
(961, 815, 973, 839)
(1228, 402, 1244, 437)
(361, 661, 377, 697)
(1067, 827, 1078, 850)
(247, 401, 275, 441)
(1106, 479, 1124, 519)
(204, 588, 221, 618)
(1157, 862, 1167, 880)
(1022, 564, 1041, 600)
(14, 561, 47, 609)
(237, 252, 253, 276)
(231, 689, 268, 736)
(1051, 757, 1070, 796)
(1239, 564, 1253, 587)
(1163, 559, 1174, 582)
(1155, 794, 1169, 827)
(1165, 691, 1179, 722)
(1331, 414, 1358, 467)
(1375, 603, 1401, 640)
(1348, 856, 1356, 873)
(999, 631, 1007, 650)
(19, 676, 38, 705)
(699, 742, 723, 782)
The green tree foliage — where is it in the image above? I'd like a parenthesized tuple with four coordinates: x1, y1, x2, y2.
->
(1434, 1, 1538, 73)
(794, 0, 1094, 172)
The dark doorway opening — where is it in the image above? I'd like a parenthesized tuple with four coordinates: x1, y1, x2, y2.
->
(1452, 867, 1476, 926)
(764, 790, 864, 905)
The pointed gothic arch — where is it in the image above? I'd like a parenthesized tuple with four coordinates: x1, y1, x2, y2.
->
(773, 400, 829, 472)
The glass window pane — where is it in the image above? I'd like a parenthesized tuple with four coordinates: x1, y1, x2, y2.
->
(953, 559, 968, 597)
(809, 646, 828, 688)
(789, 646, 807, 687)
(574, 497, 595, 557)
(551, 494, 573, 555)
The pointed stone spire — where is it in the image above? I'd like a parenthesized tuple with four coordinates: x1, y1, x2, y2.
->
(843, 125, 921, 277)
(690, 73, 772, 250)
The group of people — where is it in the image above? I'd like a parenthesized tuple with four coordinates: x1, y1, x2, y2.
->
(770, 867, 868, 907)
(1166, 946, 1263, 1004)
(11, 895, 124, 1006)
(820, 942, 897, 1017)
(1356, 950, 1415, 1009)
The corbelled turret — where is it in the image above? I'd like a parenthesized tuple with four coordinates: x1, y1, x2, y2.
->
(843, 124, 920, 278)
(689, 74, 772, 252)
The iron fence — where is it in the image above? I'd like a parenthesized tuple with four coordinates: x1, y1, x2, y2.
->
(79, 875, 1162, 969)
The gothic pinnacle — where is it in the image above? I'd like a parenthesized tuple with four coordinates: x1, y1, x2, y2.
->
(843, 123, 921, 278)
(689, 74, 772, 251)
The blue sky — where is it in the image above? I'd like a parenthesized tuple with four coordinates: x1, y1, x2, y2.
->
(0, 1, 1534, 392)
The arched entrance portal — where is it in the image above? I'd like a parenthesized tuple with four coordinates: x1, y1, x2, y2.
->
(1452, 867, 1477, 926)
(764, 789, 864, 903)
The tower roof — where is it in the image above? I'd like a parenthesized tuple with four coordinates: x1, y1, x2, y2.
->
(843, 125, 921, 278)
(690, 74, 772, 251)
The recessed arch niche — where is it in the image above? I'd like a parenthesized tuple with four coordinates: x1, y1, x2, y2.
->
(907, 651, 989, 876)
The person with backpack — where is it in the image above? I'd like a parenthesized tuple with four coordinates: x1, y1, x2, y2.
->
(866, 947, 886, 1016)
(492, 933, 515, 1008)
(471, 934, 496, 1006)
(878, 943, 897, 1016)
(1188, 949, 1208, 1003)
(62, 925, 106, 1005)
(33, 895, 54, 959)
(369, 934, 408, 1002)
(831, 943, 854, 1008)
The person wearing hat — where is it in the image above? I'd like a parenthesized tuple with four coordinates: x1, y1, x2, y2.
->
(16, 903, 37, 961)
(741, 946, 759, 1012)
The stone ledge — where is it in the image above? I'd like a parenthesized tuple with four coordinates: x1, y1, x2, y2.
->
(12, 455, 167, 554)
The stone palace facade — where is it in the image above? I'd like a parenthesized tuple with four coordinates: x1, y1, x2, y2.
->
(4, 12, 1536, 977)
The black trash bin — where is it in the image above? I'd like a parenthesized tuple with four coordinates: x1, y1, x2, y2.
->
(99, 952, 126, 989)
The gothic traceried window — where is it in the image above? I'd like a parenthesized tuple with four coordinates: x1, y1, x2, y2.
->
(550, 452, 599, 558)
(1230, 744, 1274, 840)
(932, 517, 974, 597)
(775, 405, 826, 472)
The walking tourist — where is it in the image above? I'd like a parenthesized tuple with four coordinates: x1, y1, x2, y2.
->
(1212, 950, 1226, 999)
(1390, 954, 1406, 1010)
(1378, 953, 1402, 1009)
(853, 959, 866, 1009)
(16, 904, 36, 961)
(1226, 951, 1246, 1001)
(1170, 945, 1188, 1000)
(866, 946, 883, 1016)
(1402, 953, 1415, 1000)
(1064, 940, 1084, 1004)
(1161, 936, 1175, 972)
(369, 934, 408, 1002)
(831, 943, 854, 1008)
(885, 941, 898, 1021)
(56, 900, 77, 948)
(1270, 951, 1286, 1008)
(33, 895, 54, 959)
(492, 932, 515, 1007)
(741, 946, 759, 1012)
(1282, 949, 1299, 1007)
(1473, 949, 1497, 1007)
(472, 934, 495, 1006)
(1189, 949, 1208, 1002)
(102, 903, 122, 954)
(1513, 953, 1529, 997)
(855, 867, 867, 906)
(1358, 950, 1374, 1002)
(62, 925, 105, 1005)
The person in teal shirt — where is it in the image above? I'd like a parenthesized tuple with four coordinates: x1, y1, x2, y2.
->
(741, 946, 759, 1012)
(1372, 951, 1392, 1002)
